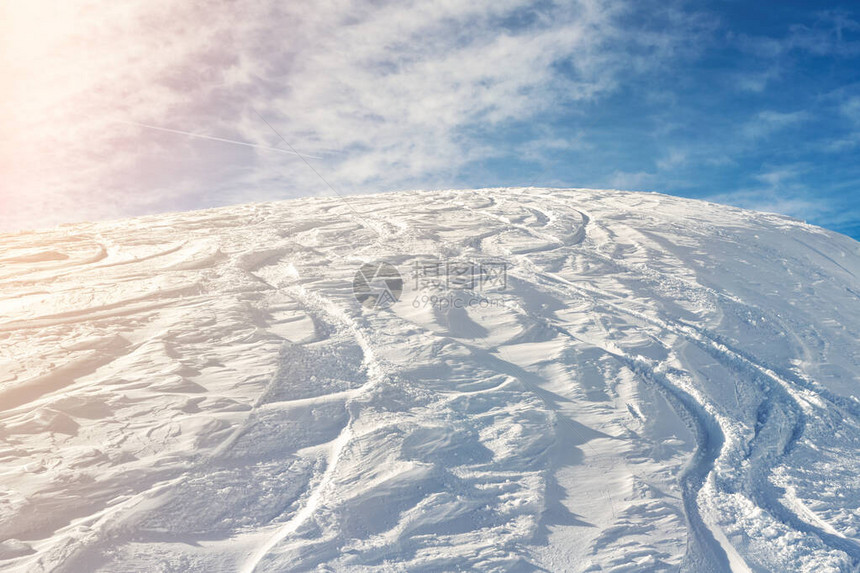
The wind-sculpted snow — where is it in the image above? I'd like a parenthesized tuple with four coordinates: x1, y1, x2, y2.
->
(0, 188, 859, 572)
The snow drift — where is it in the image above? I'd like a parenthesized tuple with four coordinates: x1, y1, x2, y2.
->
(0, 188, 858, 572)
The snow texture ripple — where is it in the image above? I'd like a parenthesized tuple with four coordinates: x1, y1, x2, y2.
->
(0, 188, 858, 572)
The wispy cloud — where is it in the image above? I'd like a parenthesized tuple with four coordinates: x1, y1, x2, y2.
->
(742, 110, 810, 139)
(0, 0, 708, 231)
(607, 170, 655, 190)
(841, 95, 860, 122)
(735, 10, 860, 59)
(706, 163, 848, 231)
(656, 149, 687, 171)
(1, 1, 858, 239)
(753, 165, 807, 187)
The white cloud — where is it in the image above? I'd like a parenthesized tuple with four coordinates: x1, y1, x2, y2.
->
(706, 164, 841, 226)
(840, 95, 860, 125)
(656, 148, 687, 171)
(735, 12, 860, 60)
(741, 110, 810, 139)
(607, 170, 654, 190)
(707, 190, 829, 222)
(0, 0, 706, 231)
(753, 165, 805, 187)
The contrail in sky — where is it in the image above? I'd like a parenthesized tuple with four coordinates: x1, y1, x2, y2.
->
(114, 120, 321, 158)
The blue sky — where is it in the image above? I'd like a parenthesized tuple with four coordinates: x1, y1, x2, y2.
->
(2, 0, 859, 238)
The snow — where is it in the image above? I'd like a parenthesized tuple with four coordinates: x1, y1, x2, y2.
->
(0, 187, 859, 572)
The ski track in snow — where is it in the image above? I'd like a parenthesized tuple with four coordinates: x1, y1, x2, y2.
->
(0, 187, 859, 572)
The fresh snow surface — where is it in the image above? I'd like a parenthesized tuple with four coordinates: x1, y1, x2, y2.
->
(0, 187, 859, 572)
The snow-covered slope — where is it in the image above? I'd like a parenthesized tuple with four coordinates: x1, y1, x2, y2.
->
(1, 188, 859, 572)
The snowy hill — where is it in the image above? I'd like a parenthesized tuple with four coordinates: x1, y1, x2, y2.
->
(1, 188, 859, 572)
